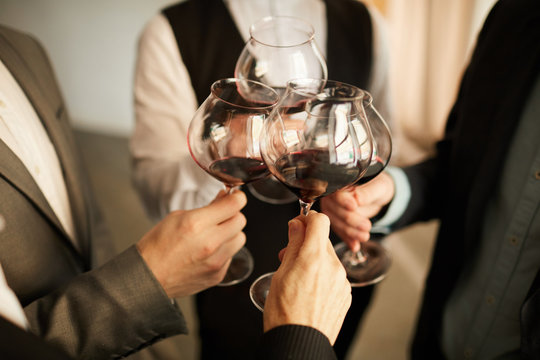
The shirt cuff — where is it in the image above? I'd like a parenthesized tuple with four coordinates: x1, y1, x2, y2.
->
(371, 166, 411, 233)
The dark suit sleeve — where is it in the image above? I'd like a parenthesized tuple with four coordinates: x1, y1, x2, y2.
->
(0, 316, 72, 360)
(389, 106, 458, 231)
(24, 246, 188, 360)
(257, 325, 337, 360)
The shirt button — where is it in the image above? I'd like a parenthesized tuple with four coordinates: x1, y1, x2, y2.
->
(509, 236, 519, 246)
(535, 170, 540, 180)
(486, 295, 496, 305)
(464, 347, 473, 359)
(0, 214, 5, 232)
(34, 165, 41, 176)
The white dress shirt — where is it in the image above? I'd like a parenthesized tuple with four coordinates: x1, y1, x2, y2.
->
(0, 262, 28, 329)
(0, 60, 75, 241)
(130, 0, 391, 219)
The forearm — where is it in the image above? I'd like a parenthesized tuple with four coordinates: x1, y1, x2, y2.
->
(24, 246, 187, 359)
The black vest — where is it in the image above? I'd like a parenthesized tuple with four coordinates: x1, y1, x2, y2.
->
(162, 2, 375, 359)
(163, 0, 373, 105)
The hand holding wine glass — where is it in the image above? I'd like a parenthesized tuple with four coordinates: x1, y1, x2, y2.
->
(263, 211, 352, 345)
(331, 91, 393, 286)
(321, 171, 395, 250)
(188, 78, 279, 285)
(250, 79, 373, 310)
(137, 190, 247, 298)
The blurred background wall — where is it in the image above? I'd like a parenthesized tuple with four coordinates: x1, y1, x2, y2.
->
(0, 0, 176, 136)
(0, 0, 497, 156)
(377, 0, 498, 164)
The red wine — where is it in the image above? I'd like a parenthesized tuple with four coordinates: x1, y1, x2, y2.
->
(355, 158, 385, 185)
(274, 149, 364, 203)
(208, 157, 268, 187)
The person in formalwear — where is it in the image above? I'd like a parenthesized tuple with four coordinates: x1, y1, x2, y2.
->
(0, 23, 351, 360)
(322, 0, 540, 358)
(0, 203, 352, 359)
(130, 0, 391, 358)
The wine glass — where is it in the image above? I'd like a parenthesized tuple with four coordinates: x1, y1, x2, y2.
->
(249, 79, 374, 310)
(235, 16, 328, 204)
(187, 78, 280, 286)
(333, 91, 393, 286)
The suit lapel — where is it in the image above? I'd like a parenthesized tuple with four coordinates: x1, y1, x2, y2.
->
(0, 138, 67, 233)
(0, 28, 90, 260)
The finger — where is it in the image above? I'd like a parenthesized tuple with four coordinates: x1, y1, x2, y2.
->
(323, 191, 357, 211)
(210, 189, 228, 203)
(195, 190, 247, 225)
(299, 211, 330, 257)
(322, 197, 361, 228)
(353, 172, 394, 207)
(200, 211, 246, 258)
(355, 204, 386, 219)
(206, 231, 246, 270)
(329, 217, 370, 252)
(281, 219, 306, 264)
(215, 212, 247, 239)
(343, 234, 370, 253)
(331, 212, 372, 235)
(352, 183, 380, 207)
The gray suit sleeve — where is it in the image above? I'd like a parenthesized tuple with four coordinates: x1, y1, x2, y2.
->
(24, 245, 188, 360)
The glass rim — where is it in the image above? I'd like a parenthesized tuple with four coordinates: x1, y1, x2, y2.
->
(210, 78, 280, 110)
(286, 78, 366, 101)
(249, 16, 316, 48)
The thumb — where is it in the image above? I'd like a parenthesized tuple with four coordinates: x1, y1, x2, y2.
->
(210, 189, 229, 203)
(281, 219, 306, 264)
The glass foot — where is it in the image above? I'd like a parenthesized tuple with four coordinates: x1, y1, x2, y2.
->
(249, 272, 274, 311)
(218, 247, 254, 286)
(334, 241, 391, 287)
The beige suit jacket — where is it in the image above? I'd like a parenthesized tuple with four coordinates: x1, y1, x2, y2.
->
(0, 24, 187, 359)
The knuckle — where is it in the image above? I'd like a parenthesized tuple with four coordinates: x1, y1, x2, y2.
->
(200, 242, 217, 258)
(364, 219, 373, 232)
(343, 211, 356, 225)
(237, 213, 247, 229)
(236, 232, 247, 247)
(206, 257, 226, 273)
(361, 231, 371, 242)
(179, 213, 200, 233)
(344, 226, 358, 239)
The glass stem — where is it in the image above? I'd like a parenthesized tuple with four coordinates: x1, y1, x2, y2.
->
(350, 246, 368, 266)
(299, 199, 313, 216)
